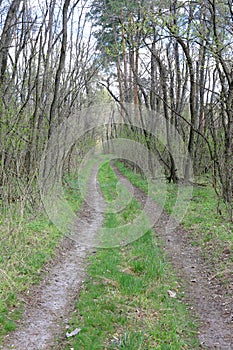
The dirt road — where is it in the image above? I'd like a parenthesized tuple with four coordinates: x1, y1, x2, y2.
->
(3, 162, 233, 349)
(3, 163, 105, 350)
(113, 164, 233, 350)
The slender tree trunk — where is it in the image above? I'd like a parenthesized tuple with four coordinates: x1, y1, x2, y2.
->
(0, 0, 21, 84)
(48, 0, 71, 138)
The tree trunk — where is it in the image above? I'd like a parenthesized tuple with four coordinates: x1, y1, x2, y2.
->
(48, 0, 71, 138)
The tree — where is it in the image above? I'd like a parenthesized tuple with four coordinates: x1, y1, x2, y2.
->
(0, 0, 98, 213)
(90, 0, 233, 218)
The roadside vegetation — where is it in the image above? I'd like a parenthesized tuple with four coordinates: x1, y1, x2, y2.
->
(115, 161, 233, 278)
(1, 158, 232, 347)
(0, 176, 82, 344)
(62, 161, 200, 349)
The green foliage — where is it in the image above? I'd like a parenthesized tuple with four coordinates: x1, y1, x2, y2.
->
(98, 161, 119, 201)
(115, 161, 233, 272)
(0, 215, 63, 341)
(0, 174, 85, 344)
(63, 175, 82, 212)
(89, 0, 153, 65)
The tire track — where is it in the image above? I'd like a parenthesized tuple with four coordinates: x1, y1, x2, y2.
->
(3, 162, 105, 350)
(112, 163, 233, 350)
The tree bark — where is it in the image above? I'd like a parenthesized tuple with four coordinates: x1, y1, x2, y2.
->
(48, 0, 71, 138)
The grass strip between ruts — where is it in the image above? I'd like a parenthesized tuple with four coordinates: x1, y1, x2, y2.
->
(63, 161, 199, 350)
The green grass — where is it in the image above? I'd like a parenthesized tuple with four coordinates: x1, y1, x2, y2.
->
(114, 161, 189, 217)
(98, 161, 119, 201)
(0, 156, 102, 344)
(0, 214, 62, 340)
(114, 161, 233, 273)
(0, 174, 84, 344)
(97, 162, 149, 247)
(61, 161, 199, 349)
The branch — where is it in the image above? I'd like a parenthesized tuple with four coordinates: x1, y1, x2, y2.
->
(98, 81, 121, 103)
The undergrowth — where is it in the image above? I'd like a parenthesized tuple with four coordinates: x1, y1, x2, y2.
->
(114, 161, 233, 274)
(0, 173, 83, 344)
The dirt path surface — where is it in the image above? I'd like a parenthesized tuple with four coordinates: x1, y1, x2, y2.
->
(3, 162, 233, 349)
(112, 164, 233, 350)
(3, 163, 105, 350)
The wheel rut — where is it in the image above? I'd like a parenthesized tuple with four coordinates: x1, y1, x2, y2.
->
(3, 162, 233, 349)
(2, 162, 105, 350)
(112, 163, 233, 350)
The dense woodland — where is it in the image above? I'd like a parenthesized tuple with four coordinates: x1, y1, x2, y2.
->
(0, 0, 232, 220)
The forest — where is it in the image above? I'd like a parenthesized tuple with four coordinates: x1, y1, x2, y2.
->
(0, 0, 232, 220)
(0, 0, 233, 348)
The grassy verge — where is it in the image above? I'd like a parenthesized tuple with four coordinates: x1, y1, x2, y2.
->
(62, 161, 199, 349)
(0, 174, 83, 344)
(114, 161, 233, 275)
